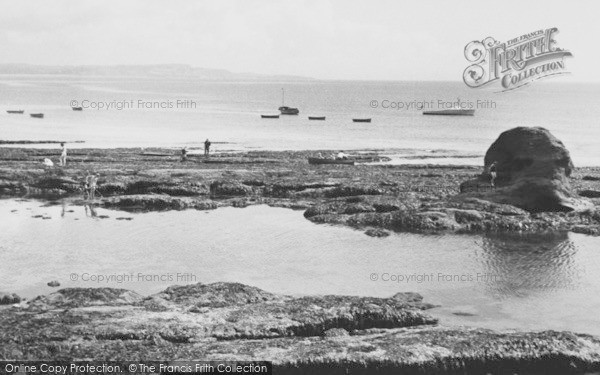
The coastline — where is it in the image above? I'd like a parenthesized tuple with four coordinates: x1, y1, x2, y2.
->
(1, 147, 599, 236)
(1, 281, 600, 373)
(2, 146, 600, 372)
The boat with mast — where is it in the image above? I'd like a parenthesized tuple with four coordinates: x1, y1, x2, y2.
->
(278, 88, 299, 115)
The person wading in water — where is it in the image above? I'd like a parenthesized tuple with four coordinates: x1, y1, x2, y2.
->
(85, 172, 100, 200)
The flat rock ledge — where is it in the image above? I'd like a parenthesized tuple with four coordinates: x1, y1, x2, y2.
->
(1, 282, 599, 374)
(2, 148, 600, 236)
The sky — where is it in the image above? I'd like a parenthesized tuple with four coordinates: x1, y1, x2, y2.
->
(0, 0, 597, 81)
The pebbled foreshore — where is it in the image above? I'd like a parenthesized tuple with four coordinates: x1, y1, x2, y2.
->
(1, 147, 599, 236)
(1, 282, 599, 374)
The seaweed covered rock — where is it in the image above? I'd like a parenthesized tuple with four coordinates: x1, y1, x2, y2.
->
(102, 194, 218, 211)
(27, 288, 143, 310)
(461, 127, 592, 212)
(0, 292, 21, 305)
(210, 180, 253, 197)
(2, 283, 600, 373)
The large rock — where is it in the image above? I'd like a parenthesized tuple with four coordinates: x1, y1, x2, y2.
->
(461, 127, 591, 212)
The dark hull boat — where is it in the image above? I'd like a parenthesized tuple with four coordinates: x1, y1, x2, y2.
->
(278, 89, 299, 115)
(308, 116, 326, 120)
(279, 106, 299, 115)
(423, 109, 475, 116)
(261, 114, 280, 119)
(6, 110, 24, 114)
(72, 107, 83, 111)
(308, 157, 355, 165)
(30, 113, 44, 118)
(352, 118, 371, 123)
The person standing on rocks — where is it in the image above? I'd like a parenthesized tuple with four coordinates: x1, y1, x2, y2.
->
(489, 161, 498, 187)
(204, 139, 211, 157)
(59, 142, 67, 166)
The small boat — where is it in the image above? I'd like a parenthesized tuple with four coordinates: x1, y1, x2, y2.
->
(308, 116, 326, 120)
(423, 109, 474, 116)
(423, 98, 475, 116)
(140, 152, 173, 157)
(72, 107, 83, 111)
(308, 157, 355, 165)
(352, 118, 371, 123)
(6, 110, 24, 114)
(261, 114, 280, 119)
(278, 89, 299, 115)
(30, 113, 44, 118)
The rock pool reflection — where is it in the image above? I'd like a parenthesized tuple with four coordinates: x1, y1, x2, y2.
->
(1, 198, 600, 335)
(478, 232, 581, 297)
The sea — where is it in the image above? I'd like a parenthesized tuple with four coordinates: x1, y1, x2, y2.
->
(1, 75, 599, 166)
(2, 76, 600, 336)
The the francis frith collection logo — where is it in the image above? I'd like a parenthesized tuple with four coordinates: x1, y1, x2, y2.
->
(463, 27, 572, 91)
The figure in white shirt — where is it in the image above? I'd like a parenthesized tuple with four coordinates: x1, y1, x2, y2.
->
(59, 142, 67, 166)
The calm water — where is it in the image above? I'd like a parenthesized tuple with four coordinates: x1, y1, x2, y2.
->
(1, 198, 600, 335)
(1, 76, 599, 165)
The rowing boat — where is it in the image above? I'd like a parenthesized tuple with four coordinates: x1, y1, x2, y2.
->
(308, 157, 355, 165)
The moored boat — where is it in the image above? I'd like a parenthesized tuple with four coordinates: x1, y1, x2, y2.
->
(279, 106, 299, 115)
(423, 98, 475, 116)
(352, 118, 371, 123)
(279, 88, 299, 115)
(6, 110, 24, 114)
(422, 108, 475, 116)
(261, 114, 280, 118)
(30, 113, 44, 118)
(308, 116, 326, 120)
(140, 152, 172, 157)
(308, 157, 355, 165)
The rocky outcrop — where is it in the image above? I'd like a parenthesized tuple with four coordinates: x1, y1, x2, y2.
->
(302, 193, 600, 235)
(210, 180, 253, 197)
(460, 127, 592, 212)
(2, 282, 437, 344)
(102, 194, 218, 211)
(140, 282, 437, 340)
(1, 147, 599, 236)
(124, 180, 209, 196)
(0, 292, 21, 305)
(27, 288, 144, 310)
(1, 283, 599, 373)
(580, 190, 600, 199)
